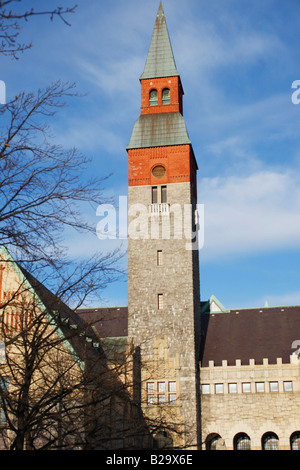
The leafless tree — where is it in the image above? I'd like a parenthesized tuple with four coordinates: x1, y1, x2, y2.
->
(0, 0, 77, 58)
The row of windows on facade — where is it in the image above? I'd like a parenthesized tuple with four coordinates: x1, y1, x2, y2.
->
(206, 432, 300, 450)
(149, 88, 170, 106)
(202, 380, 293, 395)
(146, 381, 177, 405)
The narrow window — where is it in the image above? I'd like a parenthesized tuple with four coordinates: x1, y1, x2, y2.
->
(284, 381, 293, 392)
(161, 186, 167, 203)
(158, 382, 166, 404)
(152, 186, 158, 204)
(158, 293, 163, 310)
(146, 382, 155, 405)
(162, 88, 170, 105)
(149, 89, 158, 106)
(157, 250, 162, 266)
(168, 381, 176, 404)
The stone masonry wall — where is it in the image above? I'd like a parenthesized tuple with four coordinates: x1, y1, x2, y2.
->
(200, 355, 300, 450)
(128, 181, 201, 448)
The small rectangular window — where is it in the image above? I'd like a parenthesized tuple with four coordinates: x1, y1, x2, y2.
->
(215, 383, 224, 394)
(169, 393, 176, 405)
(157, 250, 162, 266)
(269, 381, 279, 392)
(242, 382, 251, 393)
(284, 381, 293, 392)
(158, 294, 163, 310)
(161, 186, 167, 203)
(228, 383, 237, 394)
(256, 382, 265, 393)
(201, 384, 210, 394)
(152, 186, 158, 204)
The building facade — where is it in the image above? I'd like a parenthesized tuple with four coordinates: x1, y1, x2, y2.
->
(0, 1, 299, 451)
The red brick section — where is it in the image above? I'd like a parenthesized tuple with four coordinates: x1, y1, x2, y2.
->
(140, 76, 183, 115)
(128, 144, 197, 198)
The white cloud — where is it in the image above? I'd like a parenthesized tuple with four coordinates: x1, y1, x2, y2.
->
(199, 169, 300, 260)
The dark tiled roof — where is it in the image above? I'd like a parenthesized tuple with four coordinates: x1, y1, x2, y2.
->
(200, 306, 300, 366)
(76, 307, 128, 338)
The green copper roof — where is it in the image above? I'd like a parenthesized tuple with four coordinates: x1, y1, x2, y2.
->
(127, 112, 191, 149)
(140, 2, 179, 80)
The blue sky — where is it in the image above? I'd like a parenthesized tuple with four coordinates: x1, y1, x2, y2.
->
(2, 0, 300, 309)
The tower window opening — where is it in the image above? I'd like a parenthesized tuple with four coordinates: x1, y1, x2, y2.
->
(152, 186, 167, 204)
(162, 88, 170, 105)
(158, 294, 163, 310)
(157, 250, 163, 266)
(149, 89, 158, 106)
(152, 186, 158, 204)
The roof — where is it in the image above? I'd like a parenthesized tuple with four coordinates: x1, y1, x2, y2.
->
(140, 2, 179, 80)
(127, 112, 191, 149)
(76, 307, 128, 338)
(200, 304, 300, 366)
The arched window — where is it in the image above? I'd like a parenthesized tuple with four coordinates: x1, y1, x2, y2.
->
(290, 432, 300, 450)
(234, 433, 251, 450)
(262, 432, 279, 450)
(149, 89, 158, 106)
(206, 433, 224, 450)
(162, 88, 170, 105)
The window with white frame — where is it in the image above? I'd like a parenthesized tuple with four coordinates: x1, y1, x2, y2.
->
(228, 383, 237, 393)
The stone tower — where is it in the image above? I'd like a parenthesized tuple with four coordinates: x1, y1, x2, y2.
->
(127, 3, 201, 449)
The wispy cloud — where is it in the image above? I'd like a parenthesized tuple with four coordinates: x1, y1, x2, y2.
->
(199, 169, 300, 260)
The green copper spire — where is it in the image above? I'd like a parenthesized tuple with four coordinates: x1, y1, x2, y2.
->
(140, 2, 179, 80)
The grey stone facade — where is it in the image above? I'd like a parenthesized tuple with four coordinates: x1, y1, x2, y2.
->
(128, 181, 201, 448)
